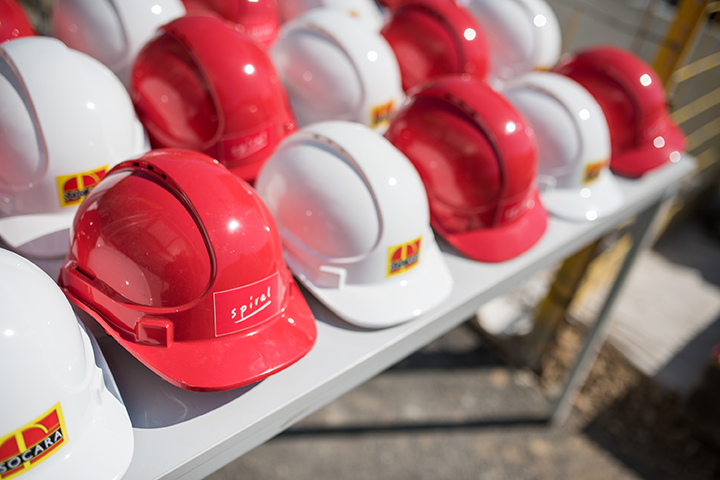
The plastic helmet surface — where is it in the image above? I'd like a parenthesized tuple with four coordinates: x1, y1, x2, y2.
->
(52, 0, 186, 87)
(381, 0, 489, 92)
(0, 0, 35, 42)
(58, 149, 317, 392)
(464, 0, 560, 88)
(0, 248, 133, 480)
(0, 37, 149, 258)
(271, 9, 404, 133)
(132, 14, 296, 182)
(385, 76, 547, 262)
(256, 121, 453, 328)
(277, 0, 384, 32)
(554, 45, 686, 178)
(182, 0, 281, 48)
(504, 71, 623, 222)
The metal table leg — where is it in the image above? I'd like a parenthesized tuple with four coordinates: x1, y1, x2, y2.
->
(549, 193, 674, 425)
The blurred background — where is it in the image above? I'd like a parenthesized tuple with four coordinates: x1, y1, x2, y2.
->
(16, 0, 720, 478)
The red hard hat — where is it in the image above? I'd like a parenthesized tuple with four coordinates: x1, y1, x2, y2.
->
(131, 14, 296, 182)
(375, 0, 403, 9)
(385, 76, 547, 262)
(181, 0, 281, 48)
(381, 0, 489, 92)
(0, 0, 35, 42)
(554, 46, 686, 178)
(58, 149, 316, 392)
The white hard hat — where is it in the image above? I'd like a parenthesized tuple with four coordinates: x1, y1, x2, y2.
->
(0, 37, 149, 258)
(0, 248, 133, 480)
(271, 9, 404, 133)
(463, 0, 560, 88)
(504, 72, 623, 222)
(52, 0, 186, 87)
(277, 0, 385, 32)
(256, 121, 453, 328)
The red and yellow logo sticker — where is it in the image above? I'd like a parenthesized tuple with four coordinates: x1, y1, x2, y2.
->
(0, 403, 68, 478)
(371, 100, 395, 129)
(583, 159, 609, 185)
(55, 166, 108, 208)
(387, 236, 421, 277)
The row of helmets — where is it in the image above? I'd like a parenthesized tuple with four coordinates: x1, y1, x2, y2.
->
(0, 0, 685, 253)
(0, 0, 687, 477)
(0, 0, 688, 387)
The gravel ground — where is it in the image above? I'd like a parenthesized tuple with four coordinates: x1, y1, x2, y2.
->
(547, 323, 720, 479)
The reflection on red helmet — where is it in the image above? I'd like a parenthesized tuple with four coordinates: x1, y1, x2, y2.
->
(554, 46, 686, 178)
(381, 0, 489, 91)
(132, 14, 296, 182)
(0, 0, 35, 43)
(181, 0, 281, 48)
(386, 76, 547, 262)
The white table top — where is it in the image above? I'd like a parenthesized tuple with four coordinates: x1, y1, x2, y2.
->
(71, 157, 696, 480)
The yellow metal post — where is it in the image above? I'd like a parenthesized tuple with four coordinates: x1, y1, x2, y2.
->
(654, 0, 711, 85)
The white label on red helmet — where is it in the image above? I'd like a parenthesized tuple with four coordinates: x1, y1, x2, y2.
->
(371, 100, 395, 130)
(247, 22, 278, 45)
(387, 237, 422, 277)
(583, 159, 609, 185)
(497, 190, 534, 225)
(220, 124, 273, 167)
(644, 117, 665, 139)
(55, 166, 109, 208)
(0, 403, 68, 478)
(213, 272, 282, 336)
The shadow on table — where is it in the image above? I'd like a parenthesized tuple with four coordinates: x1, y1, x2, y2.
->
(96, 334, 259, 429)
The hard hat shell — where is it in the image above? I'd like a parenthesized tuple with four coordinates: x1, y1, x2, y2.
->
(554, 46, 686, 178)
(52, 0, 186, 87)
(0, 37, 148, 258)
(58, 149, 317, 392)
(0, 0, 35, 42)
(385, 76, 547, 263)
(504, 72, 624, 222)
(271, 9, 404, 133)
(0, 248, 133, 480)
(277, 0, 384, 32)
(381, 0, 489, 92)
(464, 0, 560, 88)
(132, 14, 296, 182)
(255, 121, 453, 328)
(182, 0, 281, 48)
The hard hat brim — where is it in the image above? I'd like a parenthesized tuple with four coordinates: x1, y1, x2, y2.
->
(0, 209, 75, 257)
(63, 278, 317, 392)
(435, 189, 548, 263)
(541, 170, 624, 222)
(294, 228, 453, 329)
(610, 121, 686, 179)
